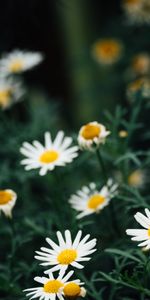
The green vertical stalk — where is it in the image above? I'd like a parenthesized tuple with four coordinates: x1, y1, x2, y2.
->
(55, 1, 106, 124)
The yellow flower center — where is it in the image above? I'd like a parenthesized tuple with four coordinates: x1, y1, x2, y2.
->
(148, 228, 150, 237)
(44, 280, 63, 293)
(0, 89, 11, 106)
(82, 124, 100, 140)
(39, 150, 59, 164)
(0, 190, 12, 205)
(63, 283, 81, 297)
(88, 194, 106, 210)
(94, 40, 121, 61)
(57, 249, 77, 265)
(9, 60, 24, 72)
(128, 170, 143, 187)
(119, 130, 128, 138)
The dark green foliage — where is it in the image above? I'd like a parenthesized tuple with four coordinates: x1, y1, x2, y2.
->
(0, 87, 150, 300)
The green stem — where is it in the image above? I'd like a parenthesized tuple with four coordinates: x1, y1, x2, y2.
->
(96, 148, 107, 183)
(126, 93, 142, 145)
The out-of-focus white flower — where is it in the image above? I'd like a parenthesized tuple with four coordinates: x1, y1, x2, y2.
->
(127, 77, 150, 101)
(0, 50, 44, 74)
(0, 77, 24, 109)
(122, 0, 150, 24)
(92, 39, 123, 65)
(131, 53, 150, 76)
(69, 179, 118, 219)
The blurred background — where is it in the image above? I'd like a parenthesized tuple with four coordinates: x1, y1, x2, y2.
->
(0, 0, 149, 126)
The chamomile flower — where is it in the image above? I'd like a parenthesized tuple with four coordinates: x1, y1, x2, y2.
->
(131, 53, 150, 76)
(126, 208, 150, 250)
(24, 270, 85, 300)
(128, 169, 146, 188)
(0, 189, 17, 218)
(0, 50, 43, 74)
(20, 131, 78, 176)
(0, 77, 24, 109)
(35, 230, 97, 273)
(69, 179, 118, 219)
(78, 121, 110, 151)
(63, 283, 86, 298)
(127, 77, 150, 101)
(92, 38, 123, 65)
(122, 0, 150, 24)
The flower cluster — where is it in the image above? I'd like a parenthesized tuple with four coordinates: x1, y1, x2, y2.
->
(0, 50, 44, 109)
(24, 230, 97, 300)
(122, 0, 150, 24)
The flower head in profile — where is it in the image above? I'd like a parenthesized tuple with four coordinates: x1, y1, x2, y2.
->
(20, 131, 78, 176)
(128, 169, 146, 188)
(127, 77, 150, 101)
(24, 270, 86, 300)
(0, 189, 17, 218)
(78, 121, 110, 151)
(0, 50, 44, 74)
(122, 0, 150, 24)
(126, 208, 150, 250)
(92, 38, 123, 65)
(0, 78, 24, 109)
(35, 230, 97, 274)
(69, 179, 118, 219)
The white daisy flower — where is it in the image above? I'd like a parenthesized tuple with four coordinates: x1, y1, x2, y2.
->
(122, 0, 150, 25)
(35, 230, 97, 273)
(69, 179, 118, 219)
(0, 77, 24, 109)
(24, 270, 85, 300)
(20, 131, 78, 176)
(0, 189, 17, 218)
(126, 208, 150, 250)
(78, 121, 110, 151)
(0, 50, 43, 74)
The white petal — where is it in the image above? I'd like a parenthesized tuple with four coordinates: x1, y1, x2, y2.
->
(73, 231, 82, 248)
(71, 261, 84, 269)
(46, 238, 60, 252)
(135, 212, 150, 229)
(64, 230, 72, 247)
(45, 132, 52, 149)
(53, 131, 64, 148)
(57, 231, 66, 247)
